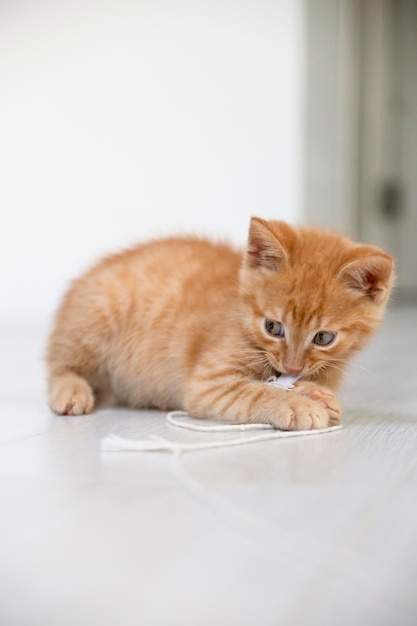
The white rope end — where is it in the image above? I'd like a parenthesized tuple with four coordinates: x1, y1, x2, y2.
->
(101, 434, 174, 452)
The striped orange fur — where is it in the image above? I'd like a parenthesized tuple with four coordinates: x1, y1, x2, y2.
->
(47, 218, 394, 430)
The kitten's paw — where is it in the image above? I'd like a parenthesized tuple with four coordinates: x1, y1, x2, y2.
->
(49, 376, 95, 416)
(271, 394, 330, 431)
(294, 381, 341, 426)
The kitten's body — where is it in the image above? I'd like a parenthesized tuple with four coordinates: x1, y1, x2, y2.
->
(47, 219, 394, 429)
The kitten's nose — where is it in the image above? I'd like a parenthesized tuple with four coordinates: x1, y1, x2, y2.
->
(283, 363, 304, 375)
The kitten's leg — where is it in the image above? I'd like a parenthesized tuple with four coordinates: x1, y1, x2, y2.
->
(48, 369, 95, 416)
(184, 372, 332, 430)
(46, 280, 113, 415)
(47, 322, 99, 415)
(47, 316, 103, 416)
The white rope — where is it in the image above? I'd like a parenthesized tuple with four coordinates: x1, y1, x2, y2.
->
(166, 411, 273, 432)
(101, 412, 342, 454)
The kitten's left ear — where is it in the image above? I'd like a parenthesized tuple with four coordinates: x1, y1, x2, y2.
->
(338, 249, 394, 302)
(245, 217, 289, 271)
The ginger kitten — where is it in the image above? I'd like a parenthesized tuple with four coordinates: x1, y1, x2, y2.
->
(47, 218, 394, 430)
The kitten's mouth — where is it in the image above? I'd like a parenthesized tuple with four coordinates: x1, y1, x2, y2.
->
(268, 362, 308, 381)
(270, 365, 305, 380)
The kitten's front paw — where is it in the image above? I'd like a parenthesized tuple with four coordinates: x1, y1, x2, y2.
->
(293, 381, 341, 426)
(49, 376, 94, 416)
(270, 394, 331, 431)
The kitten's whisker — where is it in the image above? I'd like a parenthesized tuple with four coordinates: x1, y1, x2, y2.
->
(323, 362, 364, 397)
(326, 357, 384, 381)
(361, 345, 390, 362)
(244, 356, 270, 369)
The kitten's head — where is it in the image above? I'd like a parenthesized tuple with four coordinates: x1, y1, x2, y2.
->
(239, 217, 394, 383)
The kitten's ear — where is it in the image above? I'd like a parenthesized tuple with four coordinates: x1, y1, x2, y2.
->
(245, 217, 289, 271)
(338, 249, 394, 302)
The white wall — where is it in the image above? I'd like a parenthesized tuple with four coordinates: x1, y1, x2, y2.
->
(0, 0, 305, 320)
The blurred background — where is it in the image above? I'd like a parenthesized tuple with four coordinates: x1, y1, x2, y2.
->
(0, 0, 416, 321)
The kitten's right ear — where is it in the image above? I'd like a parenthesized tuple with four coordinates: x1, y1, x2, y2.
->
(338, 249, 394, 302)
(245, 217, 289, 271)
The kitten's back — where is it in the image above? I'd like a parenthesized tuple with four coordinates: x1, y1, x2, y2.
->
(47, 237, 243, 411)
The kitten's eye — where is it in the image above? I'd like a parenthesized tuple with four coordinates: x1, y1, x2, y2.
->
(265, 319, 285, 338)
(313, 331, 336, 346)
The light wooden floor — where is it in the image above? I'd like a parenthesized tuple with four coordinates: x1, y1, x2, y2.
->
(1, 307, 417, 626)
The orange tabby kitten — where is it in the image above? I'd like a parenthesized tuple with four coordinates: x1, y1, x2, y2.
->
(47, 218, 394, 430)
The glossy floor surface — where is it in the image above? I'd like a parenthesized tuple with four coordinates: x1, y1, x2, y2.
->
(1, 307, 417, 626)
